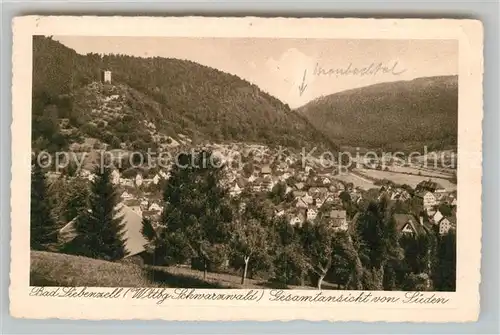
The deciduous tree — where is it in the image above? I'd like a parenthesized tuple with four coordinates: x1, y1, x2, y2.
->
(160, 151, 233, 279)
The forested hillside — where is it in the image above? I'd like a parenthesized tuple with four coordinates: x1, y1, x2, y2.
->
(298, 76, 458, 152)
(32, 36, 338, 152)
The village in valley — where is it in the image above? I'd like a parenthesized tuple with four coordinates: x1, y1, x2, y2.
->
(31, 36, 459, 291)
(51, 131, 458, 262)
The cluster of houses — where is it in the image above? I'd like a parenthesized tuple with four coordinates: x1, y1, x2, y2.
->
(375, 181, 457, 237)
(222, 163, 350, 231)
(51, 142, 458, 261)
(110, 168, 170, 188)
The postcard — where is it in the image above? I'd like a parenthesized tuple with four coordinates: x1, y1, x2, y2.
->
(10, 16, 483, 322)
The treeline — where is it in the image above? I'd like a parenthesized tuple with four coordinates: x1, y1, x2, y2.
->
(32, 36, 338, 153)
(32, 150, 456, 291)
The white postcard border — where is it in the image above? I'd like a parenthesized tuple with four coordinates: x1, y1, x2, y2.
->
(10, 16, 483, 322)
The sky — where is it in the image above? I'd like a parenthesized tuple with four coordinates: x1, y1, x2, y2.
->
(54, 36, 458, 108)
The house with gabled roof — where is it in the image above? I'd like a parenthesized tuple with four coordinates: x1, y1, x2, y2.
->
(295, 182, 305, 191)
(230, 178, 246, 197)
(121, 191, 133, 200)
(438, 215, 456, 235)
(393, 214, 427, 237)
(148, 202, 162, 212)
(324, 209, 348, 231)
(111, 169, 120, 185)
(301, 194, 313, 205)
(152, 174, 161, 185)
(260, 165, 272, 175)
(306, 207, 318, 221)
(135, 173, 143, 187)
(289, 210, 306, 227)
(295, 198, 308, 209)
(415, 191, 437, 209)
(433, 210, 444, 224)
(292, 190, 307, 199)
(251, 177, 264, 192)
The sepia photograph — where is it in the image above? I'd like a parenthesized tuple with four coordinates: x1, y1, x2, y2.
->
(10, 16, 483, 322)
(29, 35, 458, 291)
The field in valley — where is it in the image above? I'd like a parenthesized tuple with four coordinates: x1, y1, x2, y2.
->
(353, 168, 457, 191)
(334, 173, 379, 191)
(388, 165, 453, 179)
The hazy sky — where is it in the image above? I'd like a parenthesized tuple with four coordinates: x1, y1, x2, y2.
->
(55, 36, 458, 108)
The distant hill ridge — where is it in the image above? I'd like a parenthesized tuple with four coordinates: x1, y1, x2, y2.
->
(32, 36, 339, 153)
(298, 75, 458, 152)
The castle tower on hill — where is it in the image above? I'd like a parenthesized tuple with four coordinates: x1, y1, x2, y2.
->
(100, 70, 112, 84)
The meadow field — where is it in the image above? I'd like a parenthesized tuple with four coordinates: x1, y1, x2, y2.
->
(30, 251, 336, 290)
(388, 165, 453, 179)
(334, 173, 379, 191)
(353, 168, 457, 191)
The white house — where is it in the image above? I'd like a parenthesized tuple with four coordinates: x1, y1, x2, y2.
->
(120, 178, 134, 187)
(121, 191, 133, 200)
(438, 217, 456, 235)
(302, 194, 314, 205)
(140, 199, 149, 210)
(261, 165, 272, 176)
(135, 174, 143, 187)
(79, 169, 91, 178)
(230, 182, 242, 197)
(322, 177, 331, 185)
(111, 169, 120, 185)
(433, 210, 444, 224)
(416, 191, 437, 209)
(328, 210, 348, 232)
(263, 179, 275, 191)
(275, 209, 285, 217)
(434, 184, 447, 194)
(152, 174, 161, 185)
(306, 208, 318, 221)
(295, 198, 308, 209)
(295, 182, 305, 190)
(315, 196, 326, 209)
(290, 215, 304, 226)
(148, 202, 162, 212)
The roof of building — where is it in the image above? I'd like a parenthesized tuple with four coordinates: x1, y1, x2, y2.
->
(393, 214, 426, 236)
(261, 165, 272, 174)
(415, 190, 434, 198)
(329, 210, 347, 219)
(439, 214, 457, 226)
(58, 203, 148, 258)
(124, 199, 141, 207)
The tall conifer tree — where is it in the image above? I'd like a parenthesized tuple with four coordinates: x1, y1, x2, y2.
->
(30, 160, 58, 250)
(71, 166, 128, 260)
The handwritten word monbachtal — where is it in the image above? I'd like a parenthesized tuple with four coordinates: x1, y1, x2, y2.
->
(313, 61, 407, 77)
